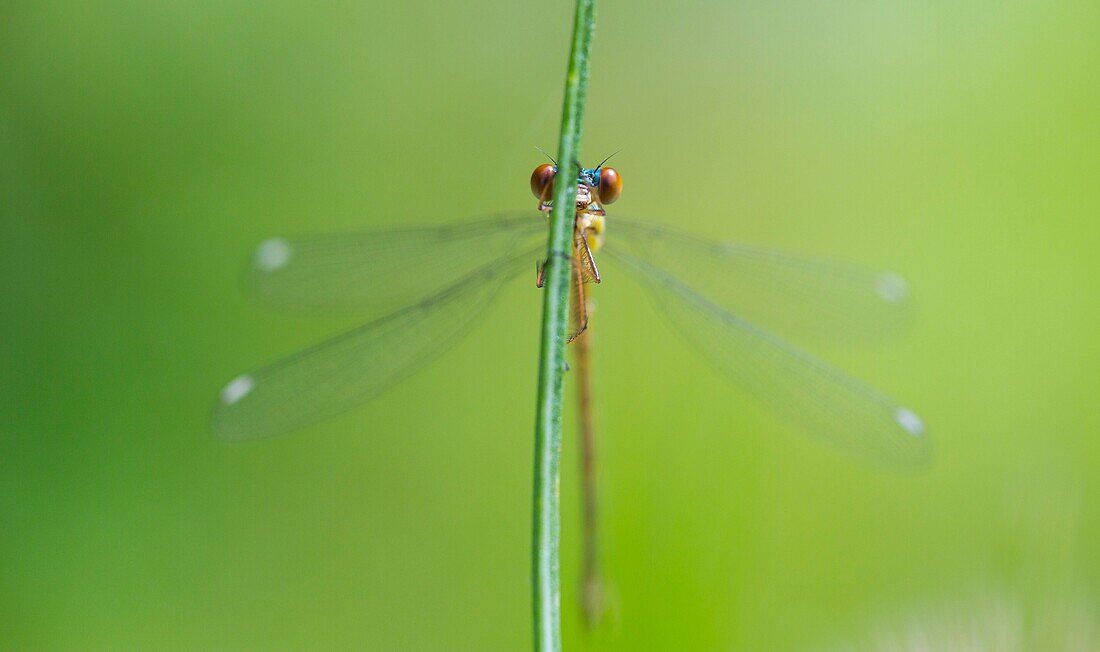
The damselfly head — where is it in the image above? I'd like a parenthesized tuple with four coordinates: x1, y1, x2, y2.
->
(530, 159, 623, 209)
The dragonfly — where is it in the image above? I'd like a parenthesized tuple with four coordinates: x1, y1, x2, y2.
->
(212, 156, 931, 625)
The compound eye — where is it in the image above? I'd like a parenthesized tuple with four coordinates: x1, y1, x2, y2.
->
(530, 164, 557, 201)
(598, 167, 622, 204)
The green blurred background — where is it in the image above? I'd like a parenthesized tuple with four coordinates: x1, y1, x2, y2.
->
(2, 1, 1098, 649)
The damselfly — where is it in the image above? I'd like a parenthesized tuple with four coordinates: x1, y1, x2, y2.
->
(212, 158, 930, 624)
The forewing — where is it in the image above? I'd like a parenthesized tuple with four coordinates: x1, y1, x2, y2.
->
(575, 231, 600, 283)
(213, 247, 537, 441)
(607, 248, 931, 469)
(611, 219, 912, 342)
(248, 214, 544, 314)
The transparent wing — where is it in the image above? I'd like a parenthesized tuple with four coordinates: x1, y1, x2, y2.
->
(248, 214, 545, 314)
(611, 218, 912, 342)
(606, 247, 931, 469)
(568, 256, 589, 343)
(212, 246, 539, 441)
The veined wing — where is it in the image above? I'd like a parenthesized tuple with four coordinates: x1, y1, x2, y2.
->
(606, 247, 931, 469)
(248, 214, 544, 314)
(213, 246, 539, 441)
(611, 219, 912, 342)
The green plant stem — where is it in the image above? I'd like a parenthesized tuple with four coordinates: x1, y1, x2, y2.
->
(532, 1, 596, 650)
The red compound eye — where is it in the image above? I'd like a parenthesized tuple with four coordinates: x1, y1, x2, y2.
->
(598, 166, 622, 204)
(530, 164, 556, 201)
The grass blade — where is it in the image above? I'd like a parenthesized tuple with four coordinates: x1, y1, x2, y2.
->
(532, 1, 597, 650)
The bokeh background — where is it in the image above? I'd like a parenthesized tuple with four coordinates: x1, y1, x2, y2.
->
(3, 1, 1098, 649)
